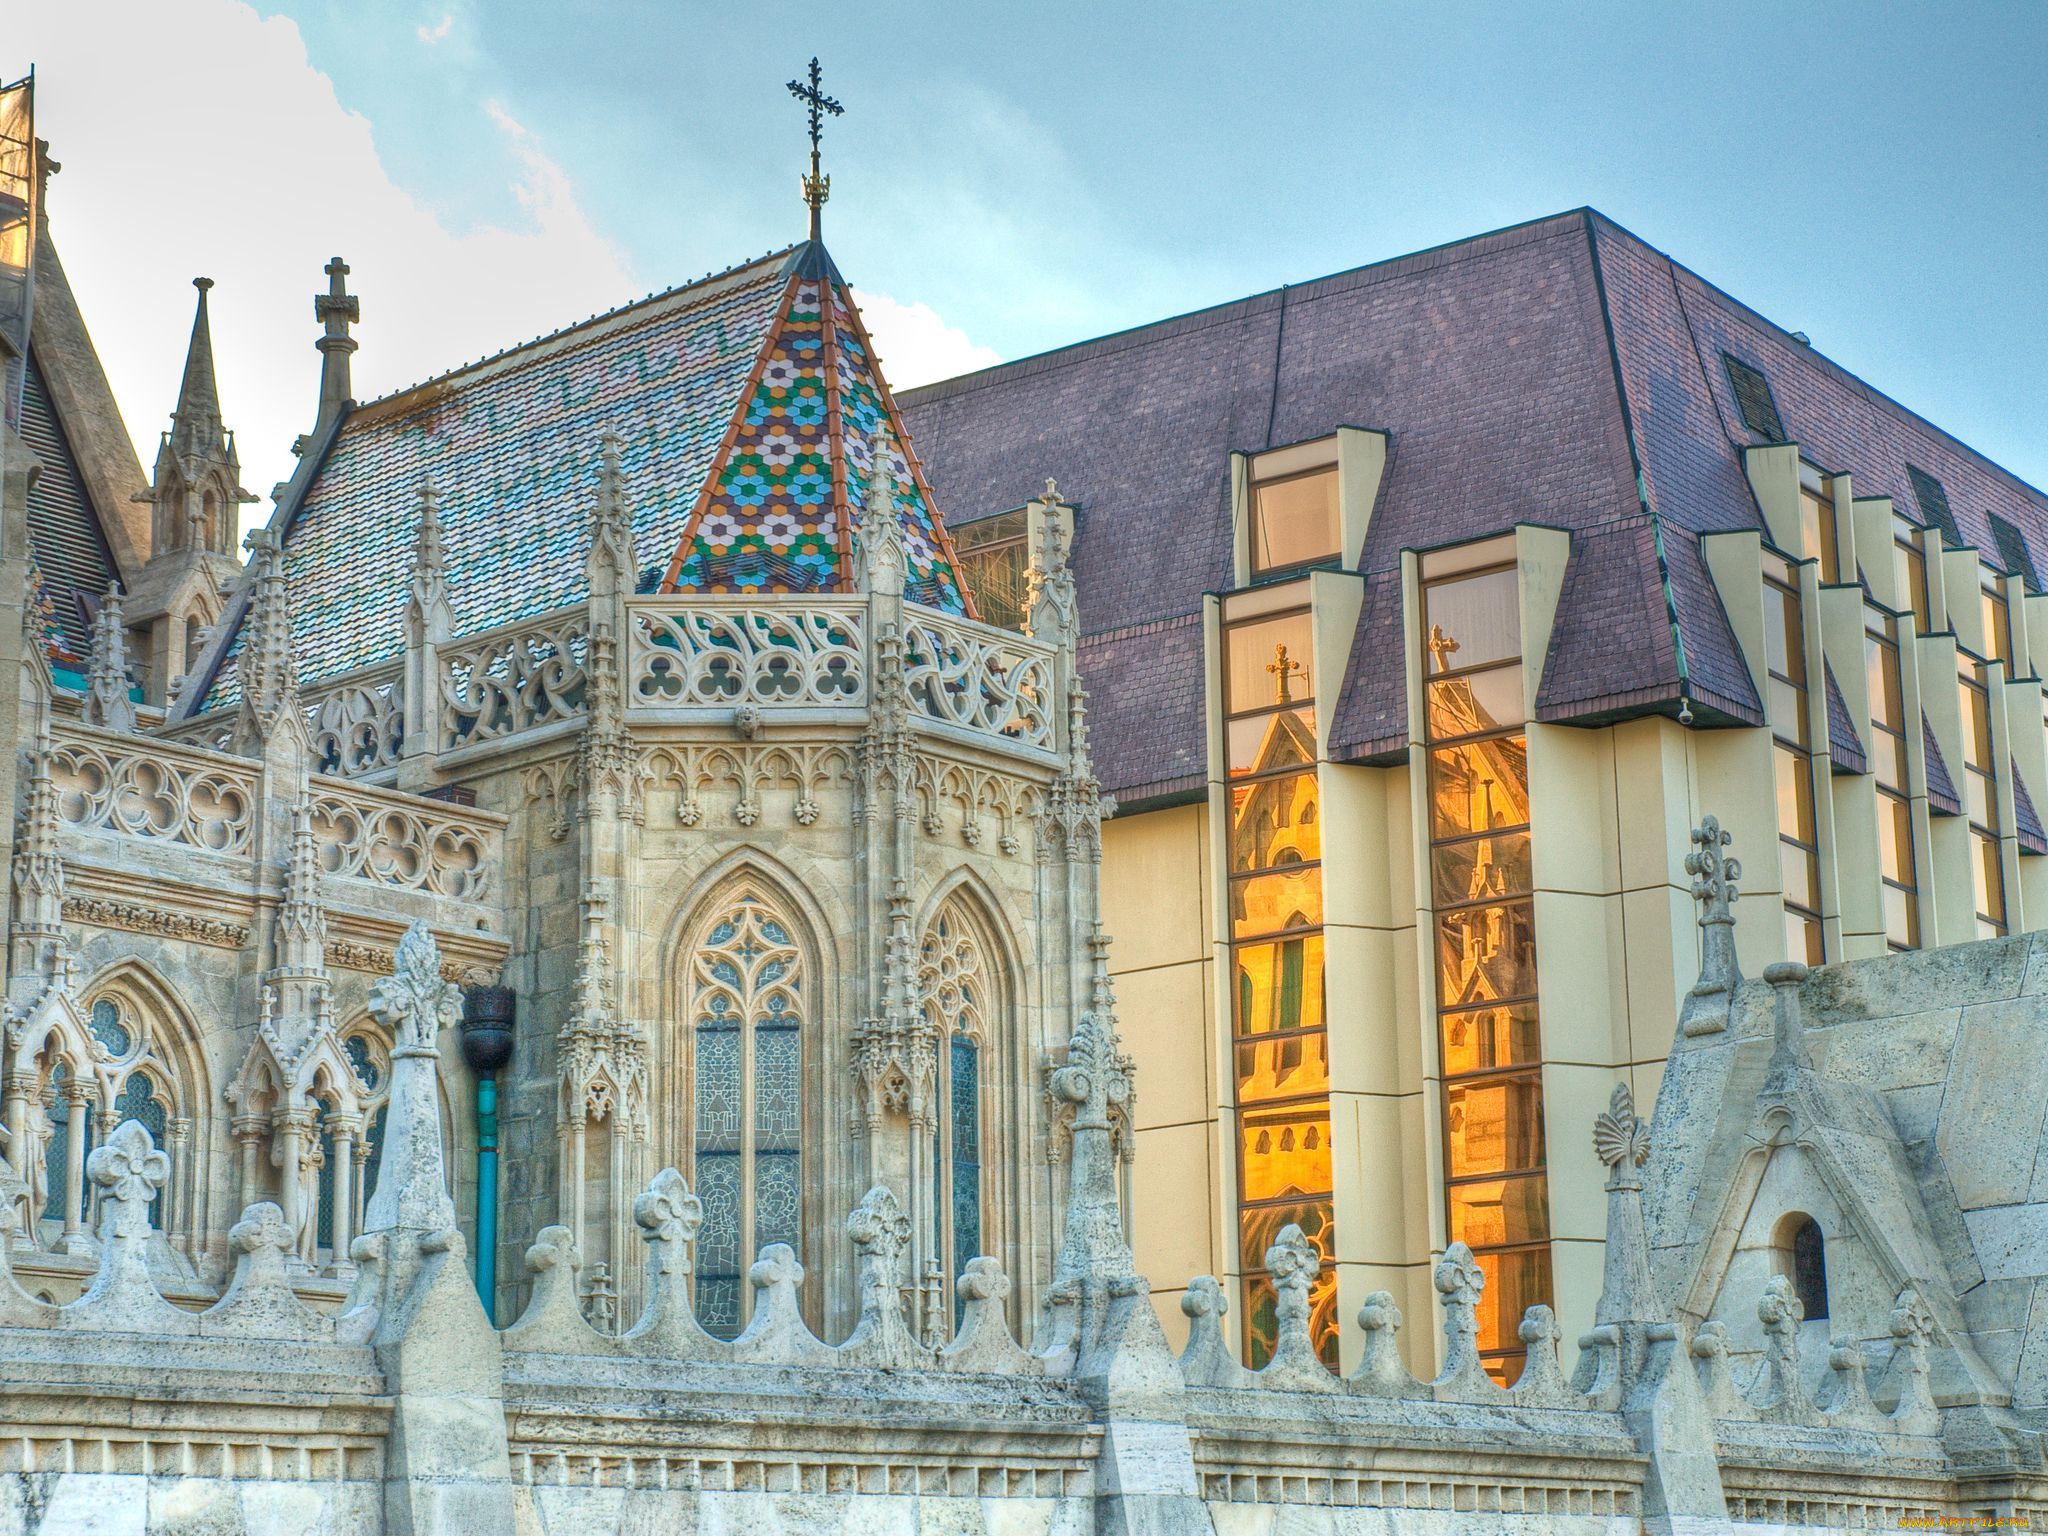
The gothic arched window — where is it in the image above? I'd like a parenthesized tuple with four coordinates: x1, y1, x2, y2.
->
(687, 890, 805, 1338)
(920, 896, 993, 1319)
(1785, 1213, 1829, 1322)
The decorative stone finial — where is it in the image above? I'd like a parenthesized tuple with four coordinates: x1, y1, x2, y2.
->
(315, 255, 360, 418)
(1023, 479, 1078, 647)
(1762, 960, 1813, 1079)
(633, 1166, 703, 1281)
(231, 525, 307, 757)
(407, 481, 453, 640)
(587, 431, 636, 602)
(1434, 1242, 1485, 1367)
(87, 1119, 170, 1242)
(859, 423, 907, 595)
(1260, 1223, 1332, 1384)
(1048, 1009, 1137, 1285)
(1593, 1081, 1651, 1190)
(1753, 1272, 1808, 1414)
(1685, 814, 1742, 1009)
(83, 581, 136, 731)
(369, 921, 460, 1054)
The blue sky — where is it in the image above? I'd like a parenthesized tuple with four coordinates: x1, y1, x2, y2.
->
(18, 1, 2048, 506)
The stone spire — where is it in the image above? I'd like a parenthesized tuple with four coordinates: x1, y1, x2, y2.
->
(273, 799, 328, 977)
(169, 278, 230, 466)
(406, 482, 453, 644)
(586, 431, 635, 605)
(231, 527, 308, 757)
(1022, 479, 1077, 650)
(858, 424, 906, 597)
(314, 256, 359, 423)
(82, 580, 136, 732)
(9, 720, 64, 971)
(1591, 1082, 1657, 1328)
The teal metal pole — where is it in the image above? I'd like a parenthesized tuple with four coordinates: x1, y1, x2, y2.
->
(474, 1073, 498, 1321)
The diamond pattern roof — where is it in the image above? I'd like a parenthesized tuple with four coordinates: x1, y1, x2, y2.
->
(662, 252, 970, 614)
(203, 247, 798, 708)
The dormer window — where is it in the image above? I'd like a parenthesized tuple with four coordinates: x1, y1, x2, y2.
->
(953, 509, 1029, 632)
(1797, 462, 1839, 583)
(1249, 442, 1339, 578)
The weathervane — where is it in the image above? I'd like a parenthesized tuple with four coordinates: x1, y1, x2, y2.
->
(787, 58, 844, 243)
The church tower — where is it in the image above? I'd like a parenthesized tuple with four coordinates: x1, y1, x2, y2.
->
(128, 276, 253, 704)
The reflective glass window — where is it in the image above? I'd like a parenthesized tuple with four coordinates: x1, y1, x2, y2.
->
(1251, 468, 1340, 576)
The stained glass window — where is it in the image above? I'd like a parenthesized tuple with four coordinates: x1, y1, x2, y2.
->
(89, 998, 131, 1056)
(920, 899, 992, 1324)
(688, 891, 805, 1336)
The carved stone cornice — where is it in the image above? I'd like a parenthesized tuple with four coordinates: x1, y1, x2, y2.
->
(61, 895, 250, 949)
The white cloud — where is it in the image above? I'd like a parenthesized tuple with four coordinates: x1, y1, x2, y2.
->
(14, 0, 638, 522)
(851, 289, 1000, 390)
(416, 13, 454, 44)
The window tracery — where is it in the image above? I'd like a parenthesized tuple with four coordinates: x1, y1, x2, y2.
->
(687, 888, 807, 1337)
(919, 895, 995, 1319)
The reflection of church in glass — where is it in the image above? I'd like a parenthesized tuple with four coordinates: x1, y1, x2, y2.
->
(1226, 637, 1338, 1368)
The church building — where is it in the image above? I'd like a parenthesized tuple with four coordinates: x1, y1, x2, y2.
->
(1, 66, 2045, 1532)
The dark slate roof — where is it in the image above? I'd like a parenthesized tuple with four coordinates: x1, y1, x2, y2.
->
(19, 346, 117, 669)
(2014, 763, 2046, 857)
(902, 210, 2048, 802)
(1924, 716, 1962, 818)
(1823, 663, 1866, 776)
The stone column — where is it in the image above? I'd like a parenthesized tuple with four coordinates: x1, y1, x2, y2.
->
(58, 1080, 93, 1253)
(3, 1070, 33, 1248)
(232, 1115, 267, 1211)
(167, 1117, 192, 1258)
(327, 1115, 359, 1275)
(274, 1107, 314, 1271)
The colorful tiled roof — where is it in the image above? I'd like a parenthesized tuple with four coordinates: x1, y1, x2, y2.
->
(199, 242, 974, 712)
(660, 247, 970, 614)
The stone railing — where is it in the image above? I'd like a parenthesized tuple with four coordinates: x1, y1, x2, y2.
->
(902, 610, 1055, 754)
(440, 607, 589, 755)
(628, 596, 866, 710)
(306, 774, 501, 904)
(308, 661, 405, 779)
(49, 721, 260, 858)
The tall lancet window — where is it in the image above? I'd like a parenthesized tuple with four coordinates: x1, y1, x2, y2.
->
(920, 898, 990, 1317)
(689, 891, 805, 1337)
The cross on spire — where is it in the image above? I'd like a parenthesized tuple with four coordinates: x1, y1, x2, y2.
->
(1267, 643, 1305, 705)
(787, 58, 844, 242)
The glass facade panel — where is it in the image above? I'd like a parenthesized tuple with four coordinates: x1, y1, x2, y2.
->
(1984, 574, 2014, 668)
(1958, 656, 2006, 938)
(1224, 612, 1316, 714)
(1234, 933, 1326, 1036)
(1765, 572, 1824, 960)
(1439, 1002, 1541, 1078)
(1430, 831, 1534, 908)
(1427, 737, 1530, 841)
(1423, 560, 1549, 1380)
(1223, 595, 1336, 1368)
(1251, 468, 1340, 575)
(1425, 668, 1526, 740)
(1423, 567, 1520, 672)
(1445, 1074, 1547, 1178)
(1228, 768, 1321, 870)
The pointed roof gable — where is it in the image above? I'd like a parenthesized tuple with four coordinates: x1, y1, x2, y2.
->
(661, 243, 974, 616)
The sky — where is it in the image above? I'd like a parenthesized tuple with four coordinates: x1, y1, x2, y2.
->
(13, 1, 2048, 519)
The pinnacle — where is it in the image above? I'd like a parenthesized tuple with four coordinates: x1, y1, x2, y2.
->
(171, 274, 226, 456)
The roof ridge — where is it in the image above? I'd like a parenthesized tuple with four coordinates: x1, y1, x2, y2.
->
(344, 245, 800, 415)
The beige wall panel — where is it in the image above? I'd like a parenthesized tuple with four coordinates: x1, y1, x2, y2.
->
(1101, 804, 1208, 972)
(1324, 922, 1419, 1098)
(1321, 761, 1412, 933)
(1131, 1121, 1219, 1299)
(1528, 723, 1619, 897)
(1613, 716, 1692, 894)
(1549, 1235, 1607, 1377)
(1688, 726, 1786, 974)
(1621, 882, 1692, 1067)
(1530, 890, 1626, 1065)
(1115, 959, 1212, 1132)
(1330, 1089, 1428, 1269)
(1335, 1260, 1436, 1379)
(1148, 1285, 1191, 1353)
(1543, 1061, 1630, 1244)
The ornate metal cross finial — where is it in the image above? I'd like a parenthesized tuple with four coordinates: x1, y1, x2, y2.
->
(787, 58, 844, 242)
(1267, 643, 1305, 705)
